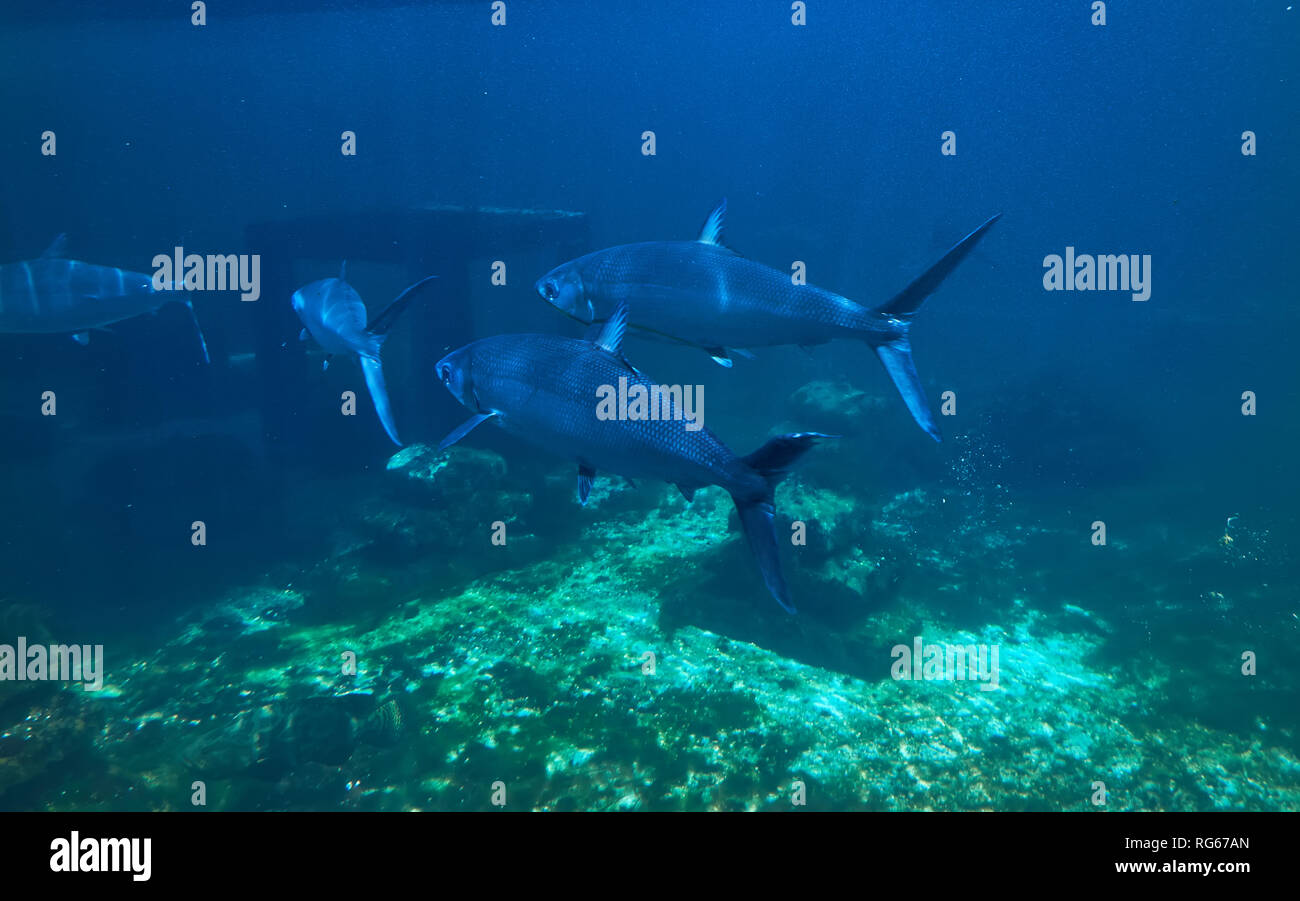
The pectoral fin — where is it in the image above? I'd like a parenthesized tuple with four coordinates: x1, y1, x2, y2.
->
(706, 347, 733, 368)
(438, 411, 497, 451)
(299, 328, 310, 342)
(577, 465, 595, 506)
(184, 299, 210, 364)
(704, 346, 752, 367)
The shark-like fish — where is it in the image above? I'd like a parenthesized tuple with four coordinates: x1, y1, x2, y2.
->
(536, 201, 1000, 441)
(291, 267, 437, 446)
(435, 304, 832, 613)
(0, 234, 209, 361)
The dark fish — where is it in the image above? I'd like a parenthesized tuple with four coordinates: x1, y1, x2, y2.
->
(435, 304, 832, 613)
(291, 265, 436, 446)
(0, 234, 209, 361)
(536, 201, 1000, 441)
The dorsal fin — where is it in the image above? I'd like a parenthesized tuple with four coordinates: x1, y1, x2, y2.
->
(339, 260, 348, 282)
(594, 302, 628, 355)
(41, 234, 69, 259)
(697, 198, 727, 245)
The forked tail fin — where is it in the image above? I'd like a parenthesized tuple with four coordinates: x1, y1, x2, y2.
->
(732, 499, 794, 613)
(354, 275, 436, 446)
(360, 354, 401, 446)
(865, 213, 1001, 442)
(366, 275, 437, 337)
(873, 329, 938, 441)
(730, 432, 834, 614)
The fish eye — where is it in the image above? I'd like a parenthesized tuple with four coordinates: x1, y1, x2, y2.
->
(438, 364, 451, 383)
(543, 280, 558, 301)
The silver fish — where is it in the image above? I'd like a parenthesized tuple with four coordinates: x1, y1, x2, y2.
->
(537, 201, 1000, 441)
(0, 234, 208, 361)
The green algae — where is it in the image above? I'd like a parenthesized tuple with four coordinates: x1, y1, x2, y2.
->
(3, 442, 1296, 812)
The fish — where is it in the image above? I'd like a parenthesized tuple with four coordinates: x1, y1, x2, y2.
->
(434, 303, 832, 613)
(0, 234, 209, 362)
(535, 201, 1001, 441)
(291, 265, 437, 446)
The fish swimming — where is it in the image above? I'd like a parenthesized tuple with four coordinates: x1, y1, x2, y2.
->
(434, 303, 832, 613)
(291, 266, 437, 446)
(535, 201, 1000, 441)
(0, 234, 209, 361)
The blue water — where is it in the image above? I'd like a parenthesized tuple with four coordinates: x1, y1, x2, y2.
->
(0, 1, 1295, 811)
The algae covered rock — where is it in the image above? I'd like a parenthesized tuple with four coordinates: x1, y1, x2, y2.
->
(0, 690, 101, 805)
(367, 443, 544, 570)
(386, 443, 509, 505)
(786, 380, 888, 437)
